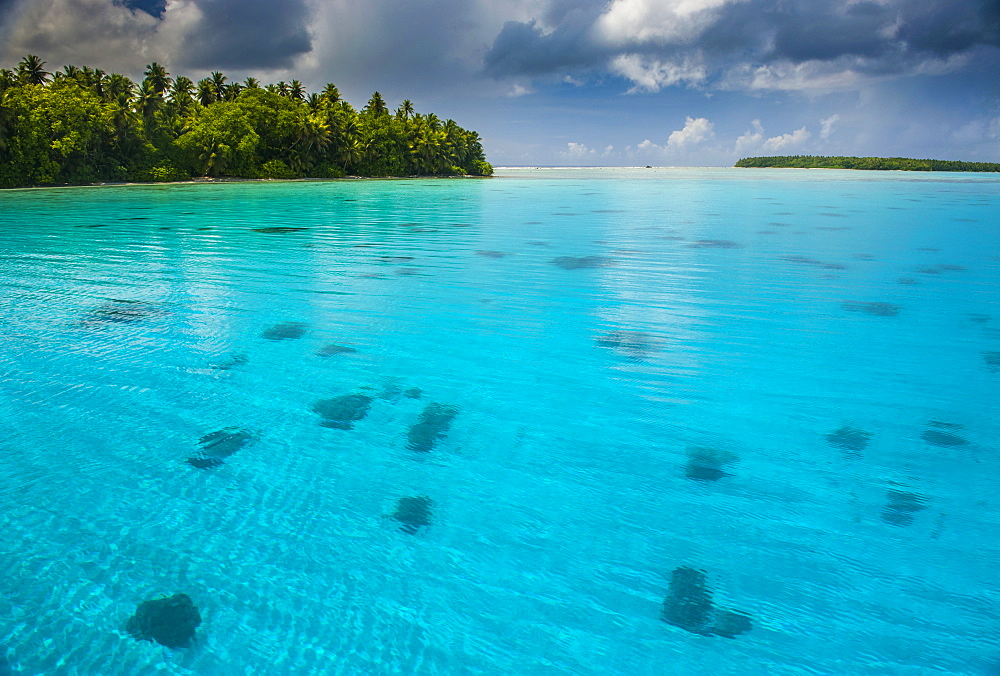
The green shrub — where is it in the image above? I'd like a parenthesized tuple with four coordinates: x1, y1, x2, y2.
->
(145, 163, 190, 182)
(261, 159, 297, 179)
(469, 160, 493, 176)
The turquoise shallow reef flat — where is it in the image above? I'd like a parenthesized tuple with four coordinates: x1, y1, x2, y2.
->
(0, 168, 998, 674)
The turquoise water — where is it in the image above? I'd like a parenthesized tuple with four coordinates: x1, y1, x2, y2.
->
(0, 168, 998, 674)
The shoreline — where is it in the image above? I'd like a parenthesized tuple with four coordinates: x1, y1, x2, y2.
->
(0, 174, 492, 192)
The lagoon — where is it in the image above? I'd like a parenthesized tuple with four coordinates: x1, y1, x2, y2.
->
(1, 168, 998, 674)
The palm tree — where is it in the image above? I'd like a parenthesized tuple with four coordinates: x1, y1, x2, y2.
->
(243, 77, 260, 89)
(306, 93, 322, 112)
(110, 92, 141, 156)
(171, 76, 194, 100)
(135, 79, 163, 134)
(197, 137, 230, 176)
(443, 119, 463, 164)
(365, 91, 388, 117)
(209, 71, 228, 100)
(17, 55, 50, 85)
(339, 137, 367, 172)
(320, 83, 340, 105)
(289, 79, 305, 101)
(62, 65, 83, 82)
(157, 104, 187, 140)
(197, 78, 216, 106)
(90, 69, 107, 100)
(408, 120, 448, 174)
(396, 99, 414, 120)
(106, 73, 136, 103)
(143, 62, 171, 95)
(334, 115, 365, 171)
(0, 69, 16, 93)
(275, 81, 289, 97)
(295, 112, 332, 166)
(0, 93, 15, 157)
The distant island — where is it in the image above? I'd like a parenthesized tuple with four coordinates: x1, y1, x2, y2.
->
(735, 156, 1000, 172)
(0, 55, 492, 189)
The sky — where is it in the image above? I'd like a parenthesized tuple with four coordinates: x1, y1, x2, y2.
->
(1, 0, 998, 166)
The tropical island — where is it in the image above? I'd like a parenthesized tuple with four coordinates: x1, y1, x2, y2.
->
(0, 55, 493, 189)
(735, 156, 1000, 172)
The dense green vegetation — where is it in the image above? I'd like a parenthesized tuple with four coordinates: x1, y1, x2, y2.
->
(0, 55, 492, 188)
(735, 155, 1000, 172)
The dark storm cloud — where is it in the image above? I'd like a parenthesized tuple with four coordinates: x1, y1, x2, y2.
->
(178, 0, 313, 70)
(0, 0, 21, 24)
(485, 18, 598, 77)
(483, 0, 1000, 85)
(482, 0, 610, 77)
(117, 0, 166, 18)
(0, 0, 313, 74)
(895, 0, 1000, 54)
(766, 4, 894, 62)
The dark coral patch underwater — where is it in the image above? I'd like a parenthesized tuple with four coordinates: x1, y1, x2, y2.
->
(82, 299, 160, 325)
(920, 429, 967, 447)
(595, 330, 657, 361)
(882, 489, 928, 526)
(684, 446, 739, 482)
(407, 402, 459, 452)
(316, 344, 357, 357)
(661, 567, 752, 639)
(186, 427, 256, 468)
(687, 239, 743, 249)
(261, 322, 308, 340)
(916, 264, 967, 275)
(781, 255, 846, 270)
(841, 301, 900, 317)
(826, 426, 872, 456)
(550, 255, 614, 270)
(312, 394, 374, 430)
(209, 353, 249, 370)
(126, 594, 201, 648)
(390, 496, 434, 534)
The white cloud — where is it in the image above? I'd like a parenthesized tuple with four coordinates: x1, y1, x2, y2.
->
(989, 118, 1000, 141)
(593, 0, 746, 46)
(609, 53, 707, 92)
(722, 62, 867, 92)
(820, 114, 841, 139)
(564, 142, 596, 158)
(561, 142, 616, 161)
(735, 119, 764, 153)
(950, 118, 1000, 145)
(506, 82, 535, 97)
(667, 116, 715, 150)
(761, 127, 812, 153)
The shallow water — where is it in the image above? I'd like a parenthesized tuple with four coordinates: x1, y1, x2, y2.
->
(1, 168, 998, 674)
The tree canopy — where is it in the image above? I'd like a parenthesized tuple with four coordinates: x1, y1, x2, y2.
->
(735, 155, 1000, 172)
(0, 55, 493, 188)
